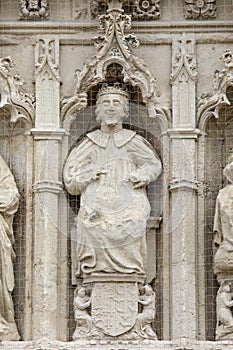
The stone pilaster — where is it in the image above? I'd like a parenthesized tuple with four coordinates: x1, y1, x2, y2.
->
(169, 34, 199, 339)
(31, 37, 65, 340)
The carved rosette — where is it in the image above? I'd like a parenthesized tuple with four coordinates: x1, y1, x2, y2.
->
(62, 2, 169, 131)
(184, 0, 217, 19)
(90, 0, 160, 20)
(198, 50, 233, 128)
(18, 0, 50, 20)
(132, 0, 160, 19)
(0, 57, 34, 126)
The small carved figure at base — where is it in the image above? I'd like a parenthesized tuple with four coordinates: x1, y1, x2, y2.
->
(216, 281, 233, 340)
(73, 287, 93, 339)
(135, 285, 157, 340)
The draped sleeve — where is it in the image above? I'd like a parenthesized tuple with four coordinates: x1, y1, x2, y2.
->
(63, 138, 99, 195)
(126, 134, 162, 184)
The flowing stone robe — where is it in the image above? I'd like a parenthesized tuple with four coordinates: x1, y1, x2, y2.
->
(214, 184, 233, 277)
(0, 155, 20, 340)
(64, 129, 161, 280)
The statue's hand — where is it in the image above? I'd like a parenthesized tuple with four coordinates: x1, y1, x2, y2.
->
(93, 168, 107, 181)
(129, 170, 148, 188)
(132, 180, 148, 189)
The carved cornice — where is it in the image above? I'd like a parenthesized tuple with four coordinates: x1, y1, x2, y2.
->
(198, 49, 233, 129)
(171, 34, 197, 83)
(62, 2, 169, 131)
(0, 57, 34, 127)
(18, 0, 50, 20)
(35, 38, 61, 82)
(184, 0, 216, 19)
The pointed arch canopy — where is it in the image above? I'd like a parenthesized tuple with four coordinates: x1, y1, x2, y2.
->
(0, 57, 34, 129)
(61, 8, 170, 133)
(198, 50, 233, 131)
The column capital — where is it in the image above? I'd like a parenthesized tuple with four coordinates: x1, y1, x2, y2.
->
(33, 181, 63, 194)
(31, 128, 67, 140)
(169, 179, 198, 192)
(167, 128, 201, 139)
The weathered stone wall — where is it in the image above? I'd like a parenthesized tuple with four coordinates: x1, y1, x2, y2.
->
(0, 0, 233, 349)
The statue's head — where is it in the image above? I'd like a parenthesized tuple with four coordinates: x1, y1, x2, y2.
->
(220, 281, 231, 293)
(76, 287, 86, 298)
(95, 84, 129, 126)
(223, 154, 233, 183)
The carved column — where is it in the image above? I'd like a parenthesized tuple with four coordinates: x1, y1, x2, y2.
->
(31, 37, 65, 340)
(169, 34, 199, 339)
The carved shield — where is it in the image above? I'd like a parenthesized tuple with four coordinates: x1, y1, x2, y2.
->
(91, 282, 138, 336)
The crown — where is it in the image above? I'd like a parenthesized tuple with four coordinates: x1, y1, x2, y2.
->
(97, 83, 129, 99)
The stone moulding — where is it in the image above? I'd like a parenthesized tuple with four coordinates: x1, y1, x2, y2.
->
(61, 2, 169, 132)
(184, 0, 217, 20)
(18, 0, 50, 20)
(0, 57, 34, 127)
(197, 49, 233, 130)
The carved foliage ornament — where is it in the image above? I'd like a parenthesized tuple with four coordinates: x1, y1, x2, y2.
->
(0, 57, 34, 125)
(185, 0, 216, 19)
(18, 0, 49, 19)
(198, 50, 233, 127)
(35, 38, 61, 82)
(90, 0, 160, 20)
(171, 34, 197, 83)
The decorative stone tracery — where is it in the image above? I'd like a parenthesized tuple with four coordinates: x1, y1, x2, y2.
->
(184, 0, 217, 19)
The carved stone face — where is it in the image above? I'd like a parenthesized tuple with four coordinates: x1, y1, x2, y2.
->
(77, 288, 86, 298)
(95, 93, 128, 126)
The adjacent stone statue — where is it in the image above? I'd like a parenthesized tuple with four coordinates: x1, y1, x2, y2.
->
(64, 84, 161, 339)
(0, 155, 20, 340)
(214, 155, 233, 280)
(214, 155, 233, 340)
